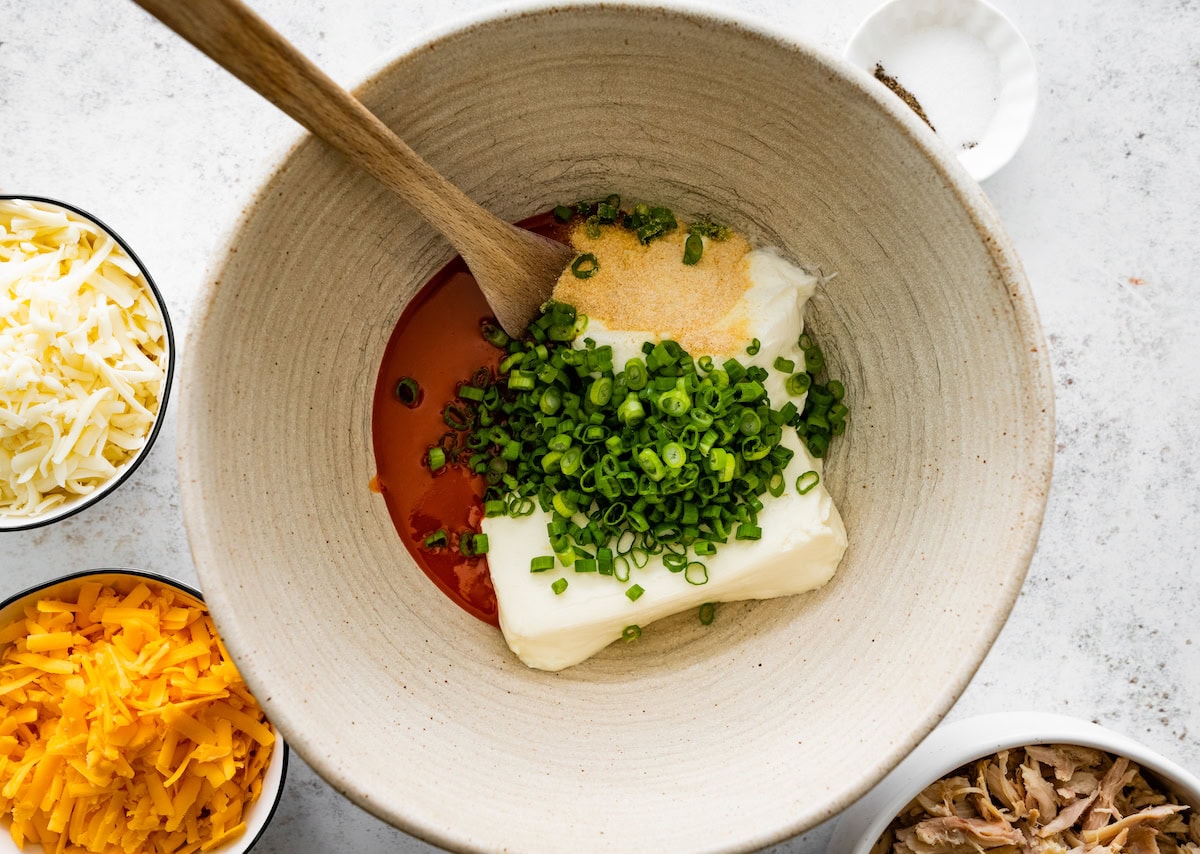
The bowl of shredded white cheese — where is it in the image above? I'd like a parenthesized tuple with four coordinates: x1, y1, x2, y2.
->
(0, 197, 173, 530)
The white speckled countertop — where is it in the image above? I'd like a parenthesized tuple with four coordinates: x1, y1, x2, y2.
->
(2, 1, 1198, 851)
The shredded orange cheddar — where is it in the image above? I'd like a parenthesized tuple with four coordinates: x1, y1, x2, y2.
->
(0, 578, 275, 853)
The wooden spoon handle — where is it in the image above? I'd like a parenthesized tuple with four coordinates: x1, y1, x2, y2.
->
(132, 0, 488, 242)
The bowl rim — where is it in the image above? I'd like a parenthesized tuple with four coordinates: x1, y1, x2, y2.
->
(0, 195, 177, 533)
(828, 711, 1200, 854)
(178, 1, 1056, 850)
(0, 567, 290, 854)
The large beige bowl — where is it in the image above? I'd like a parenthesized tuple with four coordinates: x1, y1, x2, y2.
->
(179, 4, 1053, 852)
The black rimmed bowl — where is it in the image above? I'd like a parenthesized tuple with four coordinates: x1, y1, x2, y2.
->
(0, 568, 289, 853)
(0, 197, 174, 531)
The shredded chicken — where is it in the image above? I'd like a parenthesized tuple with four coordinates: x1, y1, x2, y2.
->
(1042, 792, 1101, 837)
(896, 817, 1024, 853)
(1026, 761, 1063, 821)
(877, 745, 1199, 854)
(1126, 825, 1161, 854)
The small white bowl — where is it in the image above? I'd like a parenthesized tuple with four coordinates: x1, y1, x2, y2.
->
(0, 569, 288, 853)
(828, 711, 1200, 853)
(0, 197, 175, 532)
(846, 0, 1038, 181)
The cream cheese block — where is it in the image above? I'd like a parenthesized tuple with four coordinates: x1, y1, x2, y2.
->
(483, 240, 847, 670)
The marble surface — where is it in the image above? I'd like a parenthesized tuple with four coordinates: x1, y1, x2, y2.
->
(2, 0, 1198, 851)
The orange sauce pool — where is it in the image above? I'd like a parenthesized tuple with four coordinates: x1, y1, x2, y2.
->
(371, 214, 563, 625)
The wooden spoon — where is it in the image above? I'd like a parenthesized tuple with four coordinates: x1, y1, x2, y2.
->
(132, 0, 573, 335)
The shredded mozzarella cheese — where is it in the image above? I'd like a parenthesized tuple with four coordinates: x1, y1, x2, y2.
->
(0, 199, 166, 519)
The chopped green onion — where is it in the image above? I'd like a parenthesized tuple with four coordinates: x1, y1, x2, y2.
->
(617, 393, 645, 426)
(480, 320, 510, 349)
(539, 386, 562, 415)
(622, 624, 642, 642)
(698, 602, 716, 625)
(689, 217, 730, 240)
(626, 584, 645, 602)
(552, 578, 568, 595)
(786, 373, 812, 396)
(661, 442, 687, 469)
(394, 377, 421, 407)
(472, 533, 489, 554)
(796, 470, 819, 494)
(735, 523, 762, 540)
(624, 358, 648, 390)
(571, 253, 600, 279)
(484, 499, 507, 517)
(596, 199, 619, 223)
(682, 232, 703, 265)
(746, 338, 761, 356)
(443, 402, 474, 430)
(531, 555, 555, 573)
(657, 387, 690, 416)
(626, 203, 678, 244)
(508, 370, 536, 391)
(589, 376, 613, 406)
(423, 529, 447, 549)
(553, 204, 574, 222)
(738, 410, 762, 436)
(773, 356, 795, 373)
(735, 381, 765, 402)
(637, 448, 666, 481)
(509, 497, 535, 517)
(560, 446, 584, 476)
(427, 447, 446, 471)
(684, 561, 708, 585)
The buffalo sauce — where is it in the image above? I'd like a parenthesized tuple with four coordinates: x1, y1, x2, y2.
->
(371, 214, 564, 626)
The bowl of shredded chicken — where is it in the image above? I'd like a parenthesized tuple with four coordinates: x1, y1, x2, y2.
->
(829, 712, 1200, 854)
(0, 569, 288, 854)
(0, 197, 173, 530)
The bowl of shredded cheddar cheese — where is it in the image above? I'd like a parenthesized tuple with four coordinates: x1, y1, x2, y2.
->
(0, 197, 174, 531)
(0, 569, 288, 854)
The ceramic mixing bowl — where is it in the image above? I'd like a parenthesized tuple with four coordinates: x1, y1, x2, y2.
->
(178, 4, 1053, 851)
